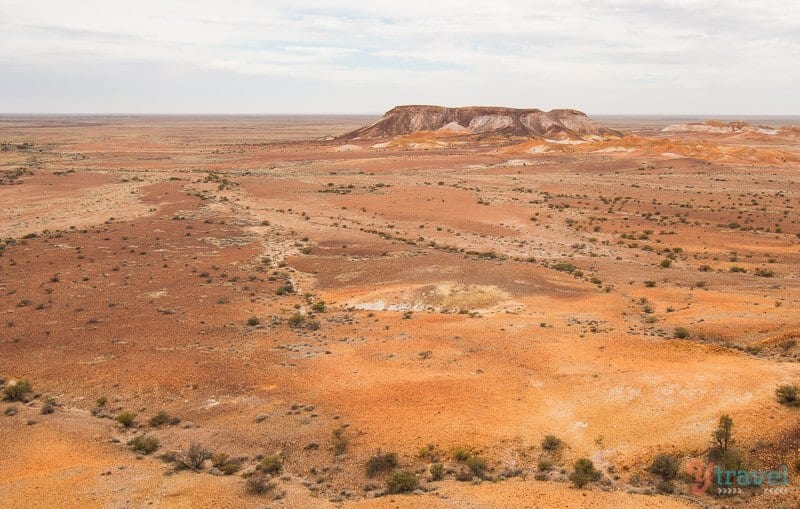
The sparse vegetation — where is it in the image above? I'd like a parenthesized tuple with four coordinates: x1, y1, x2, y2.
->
(649, 453, 680, 481)
(776, 384, 800, 407)
(673, 327, 690, 339)
(115, 411, 137, 428)
(149, 410, 180, 427)
(570, 458, 601, 488)
(541, 435, 563, 453)
(3, 379, 33, 402)
(173, 442, 212, 470)
(129, 435, 160, 455)
(332, 427, 348, 455)
(246, 474, 277, 495)
(386, 470, 418, 493)
(257, 454, 283, 475)
(365, 450, 399, 476)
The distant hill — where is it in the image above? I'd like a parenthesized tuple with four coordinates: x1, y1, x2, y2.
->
(338, 105, 621, 140)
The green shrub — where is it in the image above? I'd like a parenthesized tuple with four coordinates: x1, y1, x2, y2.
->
(287, 313, 305, 328)
(660, 258, 672, 268)
(570, 458, 601, 488)
(430, 462, 444, 481)
(452, 446, 472, 462)
(220, 462, 240, 475)
(710, 447, 747, 471)
(551, 262, 577, 274)
(465, 455, 488, 478)
(116, 411, 137, 428)
(257, 454, 283, 475)
(128, 435, 160, 455)
(538, 459, 553, 471)
(776, 385, 800, 407)
(365, 450, 399, 476)
(541, 435, 563, 452)
(711, 414, 734, 451)
(650, 453, 680, 481)
(3, 379, 33, 402)
(311, 300, 326, 312)
(386, 470, 418, 493)
(40, 397, 56, 414)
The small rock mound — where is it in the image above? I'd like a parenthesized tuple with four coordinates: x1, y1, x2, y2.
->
(339, 105, 620, 140)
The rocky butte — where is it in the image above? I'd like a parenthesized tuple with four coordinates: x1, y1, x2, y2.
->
(339, 105, 621, 140)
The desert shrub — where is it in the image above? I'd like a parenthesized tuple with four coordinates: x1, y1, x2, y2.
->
(311, 300, 326, 312)
(650, 453, 680, 481)
(332, 427, 348, 455)
(211, 452, 230, 467)
(417, 444, 436, 460)
(365, 450, 399, 476)
(246, 316, 261, 326)
(221, 462, 240, 475)
(287, 313, 305, 328)
(570, 458, 601, 488)
(754, 268, 774, 277)
(386, 470, 418, 493)
(710, 447, 747, 471)
(40, 397, 56, 414)
(96, 396, 108, 407)
(115, 411, 137, 428)
(246, 474, 277, 495)
(673, 327, 690, 339)
(3, 379, 33, 402)
(129, 435, 160, 455)
(275, 282, 294, 295)
(210, 453, 240, 474)
(710, 414, 734, 456)
(660, 258, 672, 268)
(452, 447, 472, 462)
(257, 454, 283, 475)
(538, 459, 553, 471)
(776, 385, 800, 407)
(551, 262, 576, 274)
(644, 280, 656, 287)
(174, 442, 211, 470)
(465, 455, 488, 478)
(430, 462, 445, 481)
(779, 339, 797, 352)
(541, 435, 563, 453)
(149, 410, 180, 427)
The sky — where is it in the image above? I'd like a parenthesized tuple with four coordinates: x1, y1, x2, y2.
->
(1, 0, 799, 115)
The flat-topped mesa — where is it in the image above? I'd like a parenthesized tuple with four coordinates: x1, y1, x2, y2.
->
(338, 105, 621, 140)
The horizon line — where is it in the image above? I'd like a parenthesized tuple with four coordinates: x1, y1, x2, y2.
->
(2, 112, 800, 118)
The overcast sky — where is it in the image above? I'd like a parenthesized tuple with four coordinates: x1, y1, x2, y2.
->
(1, 0, 798, 115)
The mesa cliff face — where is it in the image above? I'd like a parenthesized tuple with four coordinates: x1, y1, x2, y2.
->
(339, 105, 620, 139)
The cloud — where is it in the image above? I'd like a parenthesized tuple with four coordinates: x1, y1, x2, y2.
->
(0, 0, 798, 113)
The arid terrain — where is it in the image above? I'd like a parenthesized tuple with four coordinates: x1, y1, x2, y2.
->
(2, 110, 800, 508)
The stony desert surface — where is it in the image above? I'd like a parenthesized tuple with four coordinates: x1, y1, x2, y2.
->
(2, 112, 800, 508)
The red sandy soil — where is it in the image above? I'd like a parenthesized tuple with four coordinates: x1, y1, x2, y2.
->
(1, 115, 800, 508)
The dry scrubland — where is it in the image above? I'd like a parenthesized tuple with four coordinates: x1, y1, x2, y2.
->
(1, 114, 800, 508)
